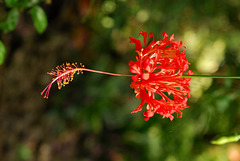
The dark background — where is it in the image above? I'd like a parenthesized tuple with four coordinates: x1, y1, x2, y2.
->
(1, 0, 240, 160)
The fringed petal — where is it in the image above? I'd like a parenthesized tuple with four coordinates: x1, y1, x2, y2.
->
(139, 31, 148, 48)
(129, 37, 142, 52)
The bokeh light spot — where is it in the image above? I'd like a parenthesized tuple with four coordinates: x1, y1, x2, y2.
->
(101, 16, 114, 28)
(136, 10, 149, 23)
(102, 0, 116, 13)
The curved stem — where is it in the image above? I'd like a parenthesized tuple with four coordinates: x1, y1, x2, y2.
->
(80, 68, 240, 79)
(79, 67, 240, 79)
(78, 68, 133, 77)
(182, 75, 240, 79)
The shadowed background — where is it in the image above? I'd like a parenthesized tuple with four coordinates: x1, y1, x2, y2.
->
(0, 0, 240, 161)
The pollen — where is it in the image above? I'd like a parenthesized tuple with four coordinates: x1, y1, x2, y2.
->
(41, 62, 85, 99)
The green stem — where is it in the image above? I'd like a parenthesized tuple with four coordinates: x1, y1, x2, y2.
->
(182, 75, 240, 79)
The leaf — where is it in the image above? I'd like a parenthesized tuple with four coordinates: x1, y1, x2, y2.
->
(4, 0, 18, 7)
(211, 133, 240, 145)
(0, 9, 19, 33)
(0, 41, 6, 65)
(4, 0, 39, 8)
(26, 0, 44, 8)
(29, 5, 47, 34)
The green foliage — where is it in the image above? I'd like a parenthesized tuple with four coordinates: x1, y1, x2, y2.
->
(0, 40, 6, 65)
(211, 134, 240, 145)
(4, 0, 19, 8)
(0, 0, 48, 65)
(0, 8, 19, 33)
(17, 144, 32, 160)
(1, 0, 48, 33)
(29, 5, 47, 34)
(4, 0, 44, 8)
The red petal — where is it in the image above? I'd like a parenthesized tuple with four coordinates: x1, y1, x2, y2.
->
(132, 75, 139, 82)
(169, 34, 175, 41)
(162, 32, 169, 41)
(142, 73, 149, 80)
(139, 31, 148, 48)
(131, 100, 145, 113)
(188, 70, 193, 75)
(144, 117, 150, 121)
(129, 37, 142, 52)
(148, 32, 155, 42)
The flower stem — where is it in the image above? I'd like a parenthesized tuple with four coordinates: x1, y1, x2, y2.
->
(80, 68, 240, 79)
(79, 68, 133, 77)
(182, 75, 240, 79)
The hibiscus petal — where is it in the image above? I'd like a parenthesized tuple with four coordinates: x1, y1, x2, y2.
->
(139, 31, 148, 48)
(129, 37, 142, 52)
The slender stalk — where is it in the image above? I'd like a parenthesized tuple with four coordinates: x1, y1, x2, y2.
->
(80, 68, 240, 79)
(182, 75, 240, 79)
(79, 68, 133, 77)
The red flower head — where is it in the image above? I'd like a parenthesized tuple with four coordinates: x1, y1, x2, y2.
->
(129, 31, 193, 121)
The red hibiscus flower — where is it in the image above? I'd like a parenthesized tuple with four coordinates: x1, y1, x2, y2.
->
(129, 31, 192, 121)
(41, 31, 192, 121)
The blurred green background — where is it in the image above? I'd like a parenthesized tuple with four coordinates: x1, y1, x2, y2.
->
(0, 0, 240, 160)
